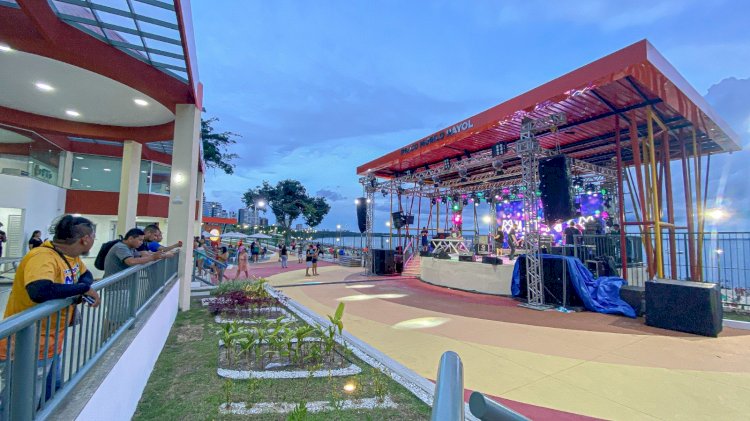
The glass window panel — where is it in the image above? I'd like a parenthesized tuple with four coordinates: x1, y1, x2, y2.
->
(149, 53, 184, 68)
(142, 37, 183, 55)
(130, 1, 177, 24)
(150, 163, 171, 195)
(71, 154, 122, 192)
(95, 10, 138, 30)
(0, 127, 62, 186)
(91, 0, 130, 9)
(139, 161, 150, 194)
(137, 21, 180, 38)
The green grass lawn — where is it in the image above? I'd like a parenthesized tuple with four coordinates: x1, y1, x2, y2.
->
(134, 299, 430, 420)
(724, 311, 750, 322)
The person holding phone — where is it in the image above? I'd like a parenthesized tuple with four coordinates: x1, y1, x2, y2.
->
(0, 215, 101, 404)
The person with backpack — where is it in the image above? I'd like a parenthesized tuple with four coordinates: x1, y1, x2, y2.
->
(138, 224, 182, 254)
(103, 228, 164, 278)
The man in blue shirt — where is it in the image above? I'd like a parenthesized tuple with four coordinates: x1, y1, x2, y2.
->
(137, 224, 182, 253)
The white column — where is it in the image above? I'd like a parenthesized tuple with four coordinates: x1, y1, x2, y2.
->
(116, 141, 142, 236)
(167, 104, 200, 311)
(60, 151, 74, 189)
(194, 172, 204, 237)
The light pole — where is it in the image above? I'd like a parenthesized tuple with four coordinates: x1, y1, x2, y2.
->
(715, 249, 723, 284)
(336, 224, 341, 247)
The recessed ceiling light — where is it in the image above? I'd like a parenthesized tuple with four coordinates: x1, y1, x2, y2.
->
(28, 161, 33, 164)
(81, 167, 89, 170)
(103, 168, 111, 172)
(72, 178, 79, 182)
(65, 110, 81, 117)
(35, 82, 54, 92)
(75, 156, 84, 160)
(141, 170, 147, 173)
(133, 99, 149, 106)
(0, 44, 11, 52)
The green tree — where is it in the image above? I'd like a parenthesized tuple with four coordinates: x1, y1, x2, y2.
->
(243, 180, 331, 241)
(201, 117, 239, 175)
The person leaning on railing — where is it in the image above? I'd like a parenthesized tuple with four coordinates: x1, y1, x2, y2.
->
(0, 215, 101, 404)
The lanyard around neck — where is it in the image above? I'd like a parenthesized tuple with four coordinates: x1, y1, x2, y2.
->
(48, 244, 78, 284)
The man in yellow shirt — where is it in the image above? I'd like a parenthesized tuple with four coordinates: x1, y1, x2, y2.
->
(1, 215, 101, 405)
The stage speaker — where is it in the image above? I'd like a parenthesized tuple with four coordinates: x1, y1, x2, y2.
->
(645, 279, 722, 337)
(459, 255, 475, 262)
(419, 250, 431, 257)
(538, 155, 575, 224)
(475, 243, 490, 255)
(391, 212, 412, 229)
(517, 255, 584, 307)
(434, 251, 451, 259)
(356, 197, 367, 233)
(371, 249, 396, 275)
(481, 256, 502, 265)
(619, 285, 645, 316)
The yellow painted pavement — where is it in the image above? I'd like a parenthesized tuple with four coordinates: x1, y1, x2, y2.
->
(268, 267, 750, 420)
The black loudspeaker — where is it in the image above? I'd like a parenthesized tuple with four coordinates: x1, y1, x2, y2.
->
(371, 249, 396, 275)
(458, 255, 474, 262)
(391, 212, 404, 229)
(538, 155, 575, 224)
(435, 251, 451, 259)
(645, 279, 722, 337)
(475, 243, 490, 255)
(482, 256, 502, 265)
(356, 197, 367, 233)
(619, 285, 645, 316)
(517, 255, 584, 307)
(419, 251, 431, 257)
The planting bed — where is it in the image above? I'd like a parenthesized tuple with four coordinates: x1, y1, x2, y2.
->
(135, 279, 430, 419)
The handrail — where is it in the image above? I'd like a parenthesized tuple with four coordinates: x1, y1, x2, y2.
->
(0, 257, 22, 275)
(0, 254, 179, 420)
(431, 351, 465, 421)
(469, 391, 529, 421)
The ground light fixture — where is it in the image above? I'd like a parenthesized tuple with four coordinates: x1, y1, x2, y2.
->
(343, 383, 356, 393)
(35, 82, 54, 92)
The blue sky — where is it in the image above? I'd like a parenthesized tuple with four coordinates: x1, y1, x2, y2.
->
(193, 0, 750, 232)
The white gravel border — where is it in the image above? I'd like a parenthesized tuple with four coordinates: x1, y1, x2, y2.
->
(214, 315, 296, 324)
(218, 396, 398, 415)
(218, 363, 362, 379)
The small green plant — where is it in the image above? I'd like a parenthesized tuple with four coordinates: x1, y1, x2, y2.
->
(287, 401, 308, 420)
(245, 377, 261, 407)
(219, 321, 243, 367)
(327, 302, 345, 335)
(372, 371, 388, 403)
(222, 379, 234, 408)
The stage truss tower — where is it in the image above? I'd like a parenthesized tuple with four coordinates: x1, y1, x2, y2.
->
(361, 175, 376, 275)
(516, 112, 566, 310)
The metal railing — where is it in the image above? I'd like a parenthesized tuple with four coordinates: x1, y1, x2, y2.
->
(431, 351, 465, 421)
(571, 232, 750, 310)
(192, 251, 227, 286)
(0, 254, 179, 420)
(431, 351, 527, 421)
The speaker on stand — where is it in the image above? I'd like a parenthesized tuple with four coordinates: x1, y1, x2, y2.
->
(356, 197, 367, 234)
(538, 155, 575, 224)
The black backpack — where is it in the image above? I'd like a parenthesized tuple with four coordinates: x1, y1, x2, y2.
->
(95, 238, 121, 270)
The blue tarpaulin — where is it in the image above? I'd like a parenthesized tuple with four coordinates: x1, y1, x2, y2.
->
(512, 254, 636, 318)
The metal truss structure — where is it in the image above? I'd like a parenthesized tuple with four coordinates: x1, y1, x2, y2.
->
(360, 175, 376, 275)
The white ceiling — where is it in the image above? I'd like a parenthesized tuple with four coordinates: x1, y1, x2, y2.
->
(0, 127, 33, 143)
(0, 49, 174, 127)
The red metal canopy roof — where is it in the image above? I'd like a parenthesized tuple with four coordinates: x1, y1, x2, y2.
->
(357, 40, 741, 178)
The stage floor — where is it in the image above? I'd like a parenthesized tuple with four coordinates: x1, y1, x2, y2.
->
(266, 265, 750, 421)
